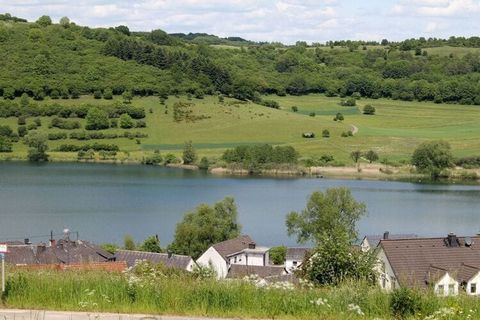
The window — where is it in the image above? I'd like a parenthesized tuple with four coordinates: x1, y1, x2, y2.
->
(391, 276, 396, 290)
(471, 283, 477, 294)
(437, 285, 444, 295)
(382, 276, 386, 289)
(234, 256, 237, 263)
(292, 261, 298, 266)
(448, 284, 455, 294)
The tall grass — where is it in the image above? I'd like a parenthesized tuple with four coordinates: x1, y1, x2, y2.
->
(1, 267, 479, 320)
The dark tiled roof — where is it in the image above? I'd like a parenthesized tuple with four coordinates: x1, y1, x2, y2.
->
(227, 265, 286, 279)
(4, 239, 114, 266)
(212, 235, 255, 261)
(115, 250, 193, 269)
(380, 236, 480, 288)
(365, 234, 418, 249)
(286, 247, 311, 260)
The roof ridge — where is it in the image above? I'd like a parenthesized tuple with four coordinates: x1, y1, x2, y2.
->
(115, 249, 191, 258)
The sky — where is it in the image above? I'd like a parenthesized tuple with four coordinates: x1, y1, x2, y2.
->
(1, 0, 480, 44)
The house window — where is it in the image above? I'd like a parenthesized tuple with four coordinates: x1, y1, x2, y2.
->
(437, 285, 444, 295)
(382, 276, 386, 289)
(234, 257, 237, 263)
(293, 261, 298, 266)
(448, 284, 455, 294)
(391, 276, 396, 290)
(471, 283, 477, 294)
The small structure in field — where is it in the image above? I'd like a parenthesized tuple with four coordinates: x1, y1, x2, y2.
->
(302, 132, 315, 138)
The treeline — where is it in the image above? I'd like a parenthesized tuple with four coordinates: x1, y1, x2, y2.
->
(0, 101, 145, 119)
(2, 14, 480, 104)
(222, 144, 299, 168)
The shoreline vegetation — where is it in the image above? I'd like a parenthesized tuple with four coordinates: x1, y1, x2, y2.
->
(1, 156, 479, 184)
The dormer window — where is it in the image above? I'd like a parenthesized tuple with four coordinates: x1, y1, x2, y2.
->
(437, 285, 444, 295)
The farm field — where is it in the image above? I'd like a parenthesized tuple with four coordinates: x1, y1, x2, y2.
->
(1, 94, 480, 164)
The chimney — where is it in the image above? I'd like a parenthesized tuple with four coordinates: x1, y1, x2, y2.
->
(447, 233, 459, 247)
(167, 250, 173, 258)
(383, 231, 390, 240)
(49, 239, 56, 247)
(248, 242, 256, 249)
(24, 238, 31, 245)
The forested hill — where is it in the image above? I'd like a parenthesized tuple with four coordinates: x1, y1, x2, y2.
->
(1, 13, 480, 104)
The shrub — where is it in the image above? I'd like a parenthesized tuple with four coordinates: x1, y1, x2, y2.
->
(291, 106, 298, 112)
(110, 119, 118, 128)
(269, 246, 287, 265)
(93, 90, 102, 99)
(136, 120, 146, 128)
(48, 132, 68, 140)
(182, 141, 197, 165)
(27, 123, 38, 130)
(34, 118, 41, 127)
(103, 88, 113, 100)
(0, 136, 12, 152)
(390, 288, 422, 319)
(144, 150, 162, 165)
(18, 125, 27, 137)
(164, 153, 178, 164)
(50, 117, 81, 130)
(334, 113, 344, 121)
(322, 129, 330, 138)
(365, 150, 379, 163)
(119, 114, 135, 129)
(17, 116, 26, 125)
(363, 104, 376, 115)
(198, 157, 210, 170)
(261, 100, 280, 109)
(85, 107, 109, 130)
(309, 112, 316, 117)
(0, 125, 13, 137)
(340, 98, 356, 106)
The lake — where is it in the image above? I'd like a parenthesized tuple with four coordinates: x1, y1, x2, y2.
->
(0, 162, 479, 247)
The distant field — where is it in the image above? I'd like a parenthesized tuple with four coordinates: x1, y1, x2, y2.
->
(1, 94, 480, 164)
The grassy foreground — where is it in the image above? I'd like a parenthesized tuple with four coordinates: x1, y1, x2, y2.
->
(1, 268, 480, 320)
(2, 94, 480, 166)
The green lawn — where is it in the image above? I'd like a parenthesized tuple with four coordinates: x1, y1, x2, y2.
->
(1, 94, 480, 164)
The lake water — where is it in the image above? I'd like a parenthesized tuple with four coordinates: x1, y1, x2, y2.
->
(0, 162, 479, 247)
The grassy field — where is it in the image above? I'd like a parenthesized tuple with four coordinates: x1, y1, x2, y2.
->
(1, 94, 480, 165)
(2, 267, 478, 320)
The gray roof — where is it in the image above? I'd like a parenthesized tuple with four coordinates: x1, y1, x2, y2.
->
(115, 250, 193, 269)
(5, 239, 114, 265)
(286, 247, 311, 261)
(364, 234, 418, 249)
(212, 235, 255, 261)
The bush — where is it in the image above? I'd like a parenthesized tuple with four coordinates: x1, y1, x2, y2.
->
(136, 120, 146, 128)
(18, 125, 27, 137)
(198, 157, 210, 170)
(261, 100, 280, 109)
(85, 107, 109, 130)
(390, 288, 422, 319)
(34, 118, 41, 127)
(50, 117, 81, 130)
(27, 123, 38, 130)
(56, 143, 119, 152)
(309, 112, 316, 117)
(340, 98, 356, 106)
(291, 106, 298, 112)
(164, 153, 178, 165)
(103, 88, 113, 100)
(48, 132, 68, 140)
(322, 129, 330, 138)
(119, 114, 135, 129)
(144, 150, 162, 165)
(17, 116, 26, 125)
(110, 119, 118, 128)
(269, 246, 287, 265)
(93, 90, 102, 99)
(363, 104, 376, 115)
(334, 113, 344, 121)
(0, 125, 13, 137)
(0, 136, 12, 152)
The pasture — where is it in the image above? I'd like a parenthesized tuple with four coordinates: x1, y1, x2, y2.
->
(1, 94, 480, 164)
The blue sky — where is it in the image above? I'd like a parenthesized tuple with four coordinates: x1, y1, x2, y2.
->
(1, 0, 480, 44)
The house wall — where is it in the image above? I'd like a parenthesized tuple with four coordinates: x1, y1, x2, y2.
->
(360, 238, 371, 252)
(376, 247, 400, 292)
(185, 259, 196, 272)
(434, 273, 458, 296)
(229, 252, 267, 266)
(196, 247, 228, 279)
(466, 272, 480, 296)
(286, 258, 301, 273)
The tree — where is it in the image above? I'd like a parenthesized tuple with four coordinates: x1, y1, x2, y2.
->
(119, 113, 135, 129)
(59, 16, 70, 28)
(85, 107, 109, 130)
(3, 87, 14, 100)
(0, 136, 12, 152)
(182, 141, 197, 165)
(169, 197, 241, 259)
(93, 90, 102, 99)
(24, 132, 49, 162)
(103, 88, 113, 99)
(286, 188, 366, 244)
(36, 15, 52, 27)
(363, 104, 376, 115)
(269, 246, 287, 265)
(20, 93, 29, 107)
(365, 150, 379, 163)
(139, 235, 162, 253)
(122, 91, 133, 104)
(334, 113, 344, 121)
(322, 129, 330, 138)
(411, 140, 454, 179)
(124, 235, 136, 250)
(350, 150, 362, 164)
(115, 25, 130, 36)
(198, 157, 210, 170)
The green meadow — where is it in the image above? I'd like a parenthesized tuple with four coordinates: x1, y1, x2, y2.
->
(1, 94, 480, 164)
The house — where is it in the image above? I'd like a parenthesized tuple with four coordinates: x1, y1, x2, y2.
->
(285, 247, 311, 273)
(5, 238, 114, 266)
(115, 249, 195, 271)
(376, 233, 480, 296)
(360, 231, 418, 252)
(196, 235, 269, 278)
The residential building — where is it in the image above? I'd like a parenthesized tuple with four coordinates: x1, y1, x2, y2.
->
(285, 247, 311, 273)
(360, 232, 418, 252)
(376, 233, 480, 296)
(196, 235, 269, 278)
(115, 249, 195, 271)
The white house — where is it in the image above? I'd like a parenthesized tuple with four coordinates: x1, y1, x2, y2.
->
(196, 235, 269, 279)
(376, 233, 480, 296)
(285, 247, 311, 273)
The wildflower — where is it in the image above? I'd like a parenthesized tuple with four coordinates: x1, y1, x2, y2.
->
(347, 303, 364, 316)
